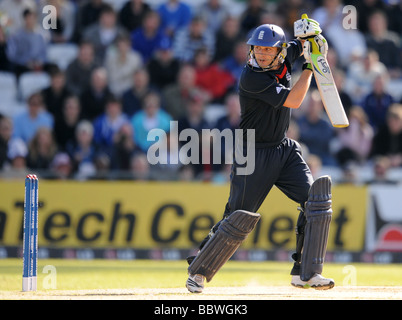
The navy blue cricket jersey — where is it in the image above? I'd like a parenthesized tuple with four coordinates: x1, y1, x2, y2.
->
(238, 39, 303, 146)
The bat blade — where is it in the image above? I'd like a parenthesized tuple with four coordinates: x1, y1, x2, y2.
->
(300, 13, 349, 128)
(311, 53, 349, 128)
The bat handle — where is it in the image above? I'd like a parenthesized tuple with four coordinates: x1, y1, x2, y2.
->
(301, 13, 321, 55)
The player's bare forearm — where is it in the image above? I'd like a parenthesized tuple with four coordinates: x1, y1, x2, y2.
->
(283, 70, 312, 109)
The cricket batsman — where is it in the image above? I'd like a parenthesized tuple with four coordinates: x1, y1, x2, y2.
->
(186, 17, 335, 293)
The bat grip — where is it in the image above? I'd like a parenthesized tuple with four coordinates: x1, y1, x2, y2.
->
(300, 14, 321, 55)
(307, 38, 321, 55)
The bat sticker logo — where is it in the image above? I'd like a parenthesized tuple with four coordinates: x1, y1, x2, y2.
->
(317, 56, 330, 74)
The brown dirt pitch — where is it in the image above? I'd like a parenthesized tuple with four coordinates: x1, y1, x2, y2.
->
(2, 285, 401, 300)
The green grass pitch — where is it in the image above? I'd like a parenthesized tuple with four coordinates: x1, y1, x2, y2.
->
(1, 259, 402, 291)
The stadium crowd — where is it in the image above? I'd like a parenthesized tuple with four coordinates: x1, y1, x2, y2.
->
(0, 0, 401, 183)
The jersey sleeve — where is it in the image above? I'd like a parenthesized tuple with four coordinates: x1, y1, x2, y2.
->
(239, 68, 290, 109)
(286, 39, 303, 65)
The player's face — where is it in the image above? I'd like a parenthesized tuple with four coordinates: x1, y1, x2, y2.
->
(253, 46, 280, 69)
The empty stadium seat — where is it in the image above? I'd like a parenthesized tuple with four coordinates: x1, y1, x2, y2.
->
(46, 43, 79, 70)
(387, 79, 402, 102)
(104, 0, 128, 11)
(0, 72, 18, 102)
(18, 72, 51, 100)
(0, 100, 27, 118)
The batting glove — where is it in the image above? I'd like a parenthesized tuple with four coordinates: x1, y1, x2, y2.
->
(302, 35, 328, 72)
(303, 34, 328, 62)
(303, 40, 312, 64)
(294, 17, 322, 39)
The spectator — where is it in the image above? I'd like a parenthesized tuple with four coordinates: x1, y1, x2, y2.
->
(26, 127, 58, 170)
(54, 95, 81, 151)
(92, 151, 111, 179)
(82, 4, 128, 64)
(326, 46, 342, 70)
(287, 119, 309, 157)
(49, 152, 73, 179)
(150, 130, 182, 180)
(211, 163, 232, 184)
(178, 90, 210, 134)
(46, 0, 76, 43)
(192, 47, 235, 103)
(332, 69, 353, 116)
(258, 12, 289, 39)
(65, 41, 100, 96)
(215, 92, 241, 165)
(105, 34, 142, 97)
(93, 97, 130, 158)
(13, 92, 54, 144)
(73, 0, 109, 43)
(6, 8, 49, 77)
(131, 10, 168, 63)
(311, 0, 343, 32)
(215, 92, 241, 132)
(197, 0, 229, 34)
(131, 91, 172, 152)
(276, 0, 314, 36)
(339, 161, 359, 185)
(213, 15, 244, 63)
(0, 25, 12, 72)
(147, 37, 180, 91)
(306, 154, 322, 180)
(162, 64, 210, 120)
(42, 68, 72, 122)
(334, 105, 374, 167)
(221, 41, 249, 88)
(366, 156, 397, 185)
(0, 137, 29, 179)
(328, 27, 367, 68)
(177, 90, 211, 178)
(344, 49, 387, 104)
(178, 164, 195, 181)
(312, 0, 367, 68)
(354, 0, 388, 34)
(365, 10, 402, 78)
(66, 120, 97, 177)
(297, 90, 336, 166)
(0, 0, 36, 35)
(239, 0, 268, 35)
(112, 122, 138, 170)
(118, 0, 152, 33)
(80, 67, 113, 121)
(362, 73, 394, 131)
(370, 103, 402, 168)
(158, 0, 192, 38)
(0, 117, 13, 169)
(130, 151, 150, 180)
(121, 68, 153, 117)
(387, 0, 402, 35)
(172, 15, 215, 63)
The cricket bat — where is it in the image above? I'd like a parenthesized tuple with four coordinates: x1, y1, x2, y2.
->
(302, 14, 349, 128)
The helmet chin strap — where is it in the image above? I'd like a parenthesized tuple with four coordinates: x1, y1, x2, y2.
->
(249, 46, 282, 71)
